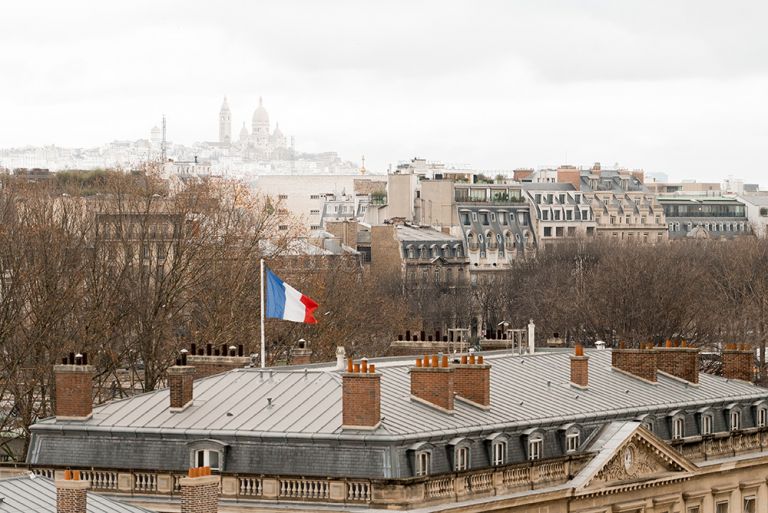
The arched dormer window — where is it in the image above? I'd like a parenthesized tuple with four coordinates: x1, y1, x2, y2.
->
(485, 432, 509, 466)
(637, 413, 655, 434)
(726, 403, 742, 431)
(408, 442, 433, 477)
(668, 410, 686, 440)
(522, 429, 544, 461)
(560, 424, 582, 453)
(188, 439, 229, 472)
(418, 245, 428, 259)
(430, 244, 439, 258)
(698, 407, 714, 436)
(754, 401, 768, 429)
(454, 243, 463, 257)
(441, 244, 451, 258)
(406, 244, 415, 259)
(448, 437, 472, 471)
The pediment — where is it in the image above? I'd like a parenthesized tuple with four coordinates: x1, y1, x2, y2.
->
(579, 425, 697, 490)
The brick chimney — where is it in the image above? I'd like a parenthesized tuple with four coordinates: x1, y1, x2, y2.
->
(180, 466, 219, 513)
(410, 355, 455, 412)
(168, 351, 195, 412)
(342, 358, 381, 429)
(187, 343, 250, 379)
(570, 344, 589, 388)
(611, 343, 657, 383)
(454, 354, 491, 408)
(655, 339, 700, 384)
(290, 338, 312, 366)
(54, 353, 95, 420)
(722, 344, 754, 382)
(56, 470, 89, 513)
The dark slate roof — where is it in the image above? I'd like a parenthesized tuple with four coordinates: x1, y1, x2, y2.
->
(522, 183, 575, 191)
(0, 475, 152, 513)
(32, 350, 768, 443)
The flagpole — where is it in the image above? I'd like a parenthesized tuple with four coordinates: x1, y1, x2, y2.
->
(260, 258, 266, 368)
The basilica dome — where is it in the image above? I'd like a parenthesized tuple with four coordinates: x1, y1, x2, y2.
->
(252, 97, 269, 125)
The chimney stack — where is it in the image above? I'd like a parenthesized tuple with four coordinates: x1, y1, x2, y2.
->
(187, 342, 250, 379)
(56, 470, 89, 513)
(454, 354, 491, 408)
(342, 358, 381, 429)
(655, 339, 700, 383)
(410, 354, 455, 412)
(612, 343, 657, 382)
(290, 338, 313, 366)
(570, 344, 589, 388)
(722, 343, 754, 382)
(180, 466, 219, 513)
(168, 353, 195, 412)
(54, 354, 96, 420)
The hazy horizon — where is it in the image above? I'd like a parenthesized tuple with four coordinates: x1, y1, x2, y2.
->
(2, 1, 767, 184)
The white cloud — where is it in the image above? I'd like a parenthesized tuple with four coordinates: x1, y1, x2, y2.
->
(1, 0, 767, 184)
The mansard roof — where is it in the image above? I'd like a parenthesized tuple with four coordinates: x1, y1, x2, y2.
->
(32, 349, 768, 443)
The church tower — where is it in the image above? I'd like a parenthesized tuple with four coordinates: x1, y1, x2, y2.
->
(219, 97, 232, 145)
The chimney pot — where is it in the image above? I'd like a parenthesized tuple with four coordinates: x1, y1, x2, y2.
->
(361, 358, 368, 373)
(353, 363, 360, 373)
(415, 358, 422, 368)
(369, 364, 375, 373)
(461, 354, 468, 365)
(423, 355, 430, 368)
(431, 354, 438, 367)
(347, 358, 354, 373)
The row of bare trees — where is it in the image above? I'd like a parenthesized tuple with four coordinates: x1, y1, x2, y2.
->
(409, 238, 768, 377)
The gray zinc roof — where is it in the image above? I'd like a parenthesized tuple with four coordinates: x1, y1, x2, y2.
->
(33, 350, 768, 442)
(0, 475, 152, 513)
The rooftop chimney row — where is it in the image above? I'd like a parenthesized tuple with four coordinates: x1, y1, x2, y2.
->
(342, 358, 381, 430)
(180, 466, 219, 513)
(186, 343, 250, 379)
(56, 470, 89, 513)
(611, 343, 658, 383)
(54, 353, 95, 421)
(722, 343, 754, 382)
(410, 355, 455, 412)
(453, 354, 491, 408)
(656, 339, 699, 384)
(570, 344, 589, 388)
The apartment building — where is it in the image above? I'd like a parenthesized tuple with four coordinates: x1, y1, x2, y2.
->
(659, 196, 752, 239)
(26, 344, 768, 513)
(523, 183, 595, 247)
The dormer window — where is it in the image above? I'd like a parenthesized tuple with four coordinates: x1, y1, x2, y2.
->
(730, 409, 741, 431)
(415, 451, 431, 477)
(454, 446, 470, 471)
(566, 432, 580, 453)
(701, 413, 713, 435)
(195, 449, 220, 470)
(528, 434, 543, 461)
(672, 417, 685, 440)
(492, 440, 507, 466)
(758, 407, 768, 428)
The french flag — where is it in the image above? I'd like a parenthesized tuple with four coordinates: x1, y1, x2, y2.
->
(265, 267, 319, 324)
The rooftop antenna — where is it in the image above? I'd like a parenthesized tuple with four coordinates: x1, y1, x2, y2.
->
(161, 115, 167, 163)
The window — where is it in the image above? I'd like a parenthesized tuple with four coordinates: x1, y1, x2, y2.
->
(566, 432, 580, 453)
(195, 449, 220, 470)
(310, 194, 320, 199)
(278, 225, 288, 231)
(542, 211, 549, 221)
(687, 506, 700, 513)
(480, 213, 489, 225)
(566, 210, 572, 221)
(744, 496, 756, 513)
(310, 209, 320, 215)
(567, 226, 576, 237)
(528, 436, 543, 460)
(701, 414, 713, 435)
(555, 227, 564, 237)
(642, 419, 654, 433)
(730, 410, 741, 431)
(156, 244, 166, 260)
(543, 227, 552, 237)
(278, 194, 288, 199)
(673, 417, 684, 440)
(454, 446, 470, 471)
(310, 225, 321, 230)
(759, 407, 768, 428)
(553, 210, 561, 221)
(715, 500, 729, 513)
(415, 451, 431, 477)
(460, 212, 470, 225)
(492, 441, 507, 466)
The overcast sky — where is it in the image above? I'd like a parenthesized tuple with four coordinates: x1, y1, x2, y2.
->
(2, 1, 767, 184)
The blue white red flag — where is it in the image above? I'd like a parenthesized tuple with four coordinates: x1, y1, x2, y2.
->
(265, 267, 318, 324)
